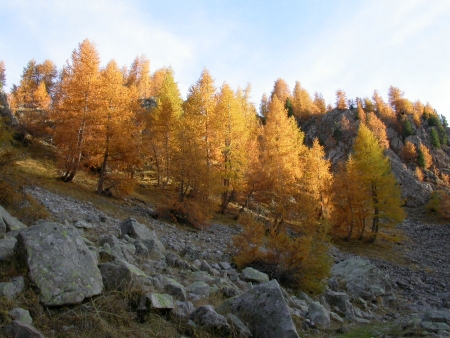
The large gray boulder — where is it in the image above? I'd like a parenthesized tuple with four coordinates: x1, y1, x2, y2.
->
(331, 257, 395, 303)
(217, 279, 299, 338)
(14, 222, 103, 306)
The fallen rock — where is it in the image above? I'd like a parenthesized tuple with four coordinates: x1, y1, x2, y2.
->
(420, 321, 450, 333)
(241, 267, 269, 284)
(141, 237, 166, 261)
(325, 290, 355, 320)
(99, 234, 136, 263)
(161, 276, 187, 301)
(422, 308, 450, 324)
(172, 301, 195, 320)
(331, 257, 395, 303)
(186, 281, 210, 298)
(4, 320, 45, 338)
(0, 237, 16, 262)
(0, 276, 25, 300)
(0, 205, 27, 233)
(139, 292, 174, 313)
(120, 217, 153, 240)
(99, 259, 151, 292)
(14, 222, 103, 306)
(190, 305, 231, 334)
(217, 279, 299, 338)
(9, 308, 33, 325)
(308, 302, 330, 329)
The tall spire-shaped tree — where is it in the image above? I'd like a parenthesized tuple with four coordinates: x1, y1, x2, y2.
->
(53, 39, 102, 182)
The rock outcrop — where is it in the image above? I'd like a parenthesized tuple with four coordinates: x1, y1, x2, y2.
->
(218, 279, 300, 338)
(14, 221, 103, 306)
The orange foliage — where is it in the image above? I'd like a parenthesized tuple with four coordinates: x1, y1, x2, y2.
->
(401, 141, 417, 163)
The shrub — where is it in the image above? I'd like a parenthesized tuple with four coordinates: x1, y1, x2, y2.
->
(232, 214, 331, 294)
(426, 190, 450, 220)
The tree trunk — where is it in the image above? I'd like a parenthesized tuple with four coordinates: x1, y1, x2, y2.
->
(97, 150, 109, 195)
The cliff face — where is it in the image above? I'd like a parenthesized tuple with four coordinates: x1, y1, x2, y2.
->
(300, 109, 450, 207)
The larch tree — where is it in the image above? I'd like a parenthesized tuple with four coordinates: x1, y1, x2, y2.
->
(332, 159, 370, 240)
(270, 78, 291, 106)
(400, 141, 417, 163)
(388, 86, 413, 115)
(335, 89, 348, 110)
(126, 55, 151, 99)
(148, 68, 183, 186)
(215, 84, 257, 213)
(258, 96, 305, 229)
(364, 111, 389, 149)
(372, 90, 396, 126)
(52, 39, 102, 182)
(172, 69, 219, 226)
(300, 139, 333, 223)
(350, 124, 405, 242)
(313, 92, 327, 115)
(292, 81, 318, 121)
(95, 60, 139, 195)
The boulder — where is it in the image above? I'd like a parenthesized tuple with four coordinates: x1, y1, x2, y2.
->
(161, 276, 187, 301)
(422, 309, 450, 324)
(308, 302, 330, 329)
(0, 237, 17, 262)
(14, 222, 103, 306)
(0, 205, 27, 233)
(241, 267, 269, 284)
(120, 217, 152, 240)
(99, 259, 151, 292)
(420, 321, 450, 333)
(190, 305, 231, 333)
(99, 234, 136, 263)
(186, 281, 210, 298)
(0, 276, 25, 300)
(325, 290, 355, 319)
(172, 301, 195, 320)
(141, 237, 166, 261)
(331, 257, 395, 303)
(9, 308, 33, 325)
(138, 292, 174, 313)
(4, 320, 45, 338)
(217, 279, 299, 338)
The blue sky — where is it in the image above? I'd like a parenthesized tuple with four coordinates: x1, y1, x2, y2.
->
(1, 0, 449, 118)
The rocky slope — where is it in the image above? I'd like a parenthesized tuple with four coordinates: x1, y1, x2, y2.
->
(1, 186, 450, 337)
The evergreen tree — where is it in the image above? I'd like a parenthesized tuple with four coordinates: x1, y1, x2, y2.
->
(430, 127, 441, 148)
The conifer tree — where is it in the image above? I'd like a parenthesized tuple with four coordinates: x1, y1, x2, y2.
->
(313, 92, 326, 115)
(53, 39, 102, 182)
(292, 81, 318, 121)
(335, 89, 348, 110)
(148, 68, 183, 186)
(349, 124, 405, 242)
(95, 60, 140, 196)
